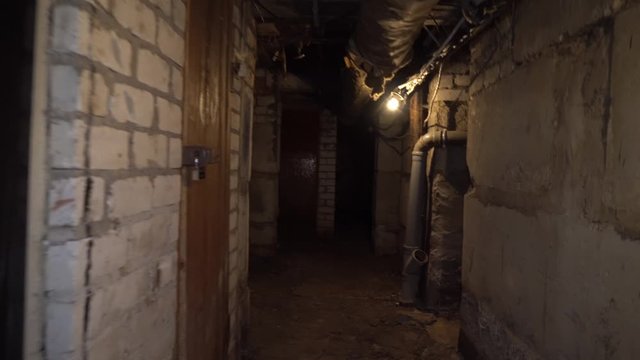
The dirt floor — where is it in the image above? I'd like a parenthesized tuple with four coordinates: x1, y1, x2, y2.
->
(246, 242, 461, 360)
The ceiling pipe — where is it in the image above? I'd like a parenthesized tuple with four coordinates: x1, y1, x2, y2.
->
(312, 0, 320, 31)
(341, 0, 439, 121)
(350, 0, 440, 81)
(400, 128, 467, 306)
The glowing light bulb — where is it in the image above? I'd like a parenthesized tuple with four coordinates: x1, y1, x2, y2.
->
(386, 97, 401, 112)
(385, 92, 406, 112)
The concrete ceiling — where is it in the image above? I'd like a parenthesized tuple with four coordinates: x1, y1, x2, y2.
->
(254, 0, 464, 75)
(254, 0, 462, 45)
(255, 0, 360, 23)
(256, 0, 460, 23)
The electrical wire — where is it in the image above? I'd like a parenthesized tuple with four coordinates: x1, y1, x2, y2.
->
(424, 26, 442, 47)
(398, 17, 466, 96)
(253, 1, 265, 23)
(252, 0, 279, 19)
(393, 1, 507, 100)
(423, 61, 444, 127)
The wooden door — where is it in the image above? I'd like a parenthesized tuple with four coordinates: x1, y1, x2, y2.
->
(278, 109, 320, 244)
(179, 0, 232, 358)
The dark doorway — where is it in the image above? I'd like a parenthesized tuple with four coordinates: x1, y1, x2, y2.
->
(335, 118, 375, 247)
(1, 1, 36, 359)
(278, 109, 321, 244)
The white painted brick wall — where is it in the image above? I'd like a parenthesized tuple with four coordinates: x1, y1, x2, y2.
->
(88, 176, 106, 222)
(230, 132, 240, 151)
(229, 230, 238, 251)
(230, 190, 238, 210)
(149, 0, 172, 16)
(46, 301, 85, 359)
(230, 93, 241, 111)
(87, 268, 151, 339)
(85, 325, 124, 360)
(132, 132, 168, 168)
(50, 119, 86, 169)
(123, 212, 179, 265)
(157, 253, 177, 287)
(52, 6, 91, 56)
(91, 231, 128, 282)
(91, 0, 110, 10)
(89, 126, 129, 169)
(42, 0, 186, 358)
(171, 66, 184, 100)
(316, 112, 337, 235)
(112, 0, 157, 44)
(230, 111, 241, 131)
(92, 73, 109, 117)
(48, 178, 86, 227)
(45, 240, 89, 297)
(230, 153, 239, 171)
(91, 25, 133, 76)
(173, 0, 186, 31)
(157, 97, 182, 133)
(108, 177, 153, 218)
(110, 84, 155, 127)
(158, 19, 184, 65)
(152, 175, 181, 207)
(168, 137, 182, 168)
(137, 49, 170, 91)
(124, 217, 159, 265)
(229, 211, 238, 232)
(49, 66, 90, 112)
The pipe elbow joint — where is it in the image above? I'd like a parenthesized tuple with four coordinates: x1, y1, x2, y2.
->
(402, 248, 429, 276)
(413, 129, 468, 153)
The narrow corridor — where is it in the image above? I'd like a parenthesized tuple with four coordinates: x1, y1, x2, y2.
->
(247, 243, 459, 359)
(10, 0, 640, 358)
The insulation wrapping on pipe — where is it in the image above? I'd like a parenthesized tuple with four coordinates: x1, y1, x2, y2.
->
(425, 174, 466, 310)
(350, 0, 440, 76)
(400, 129, 467, 306)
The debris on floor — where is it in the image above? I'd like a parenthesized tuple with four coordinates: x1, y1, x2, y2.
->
(247, 244, 460, 359)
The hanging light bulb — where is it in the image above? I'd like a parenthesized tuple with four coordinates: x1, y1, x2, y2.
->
(385, 92, 405, 112)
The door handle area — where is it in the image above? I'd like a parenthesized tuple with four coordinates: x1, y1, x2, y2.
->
(183, 146, 216, 181)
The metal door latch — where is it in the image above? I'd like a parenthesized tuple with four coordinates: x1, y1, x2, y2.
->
(183, 146, 216, 181)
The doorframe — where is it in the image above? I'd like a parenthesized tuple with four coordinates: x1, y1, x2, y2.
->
(24, 0, 51, 358)
(277, 97, 322, 245)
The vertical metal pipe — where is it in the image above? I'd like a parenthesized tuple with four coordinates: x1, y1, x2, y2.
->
(400, 150, 429, 304)
(400, 129, 467, 306)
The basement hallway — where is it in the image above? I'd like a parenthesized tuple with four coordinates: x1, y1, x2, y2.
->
(10, 0, 640, 359)
(246, 242, 460, 360)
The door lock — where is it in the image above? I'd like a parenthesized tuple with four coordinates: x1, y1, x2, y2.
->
(183, 146, 216, 181)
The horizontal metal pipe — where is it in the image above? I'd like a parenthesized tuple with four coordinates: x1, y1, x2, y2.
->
(444, 130, 468, 146)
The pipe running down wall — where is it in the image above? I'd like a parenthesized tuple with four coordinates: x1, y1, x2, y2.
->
(400, 128, 467, 305)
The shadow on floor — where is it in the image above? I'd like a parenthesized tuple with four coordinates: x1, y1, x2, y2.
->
(247, 242, 460, 359)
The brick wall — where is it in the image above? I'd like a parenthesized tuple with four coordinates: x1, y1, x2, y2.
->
(373, 58, 469, 260)
(317, 111, 337, 237)
(227, 0, 256, 358)
(250, 67, 280, 256)
(40, 0, 185, 358)
(462, 1, 640, 358)
(373, 98, 421, 255)
(423, 56, 470, 311)
(373, 136, 405, 255)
